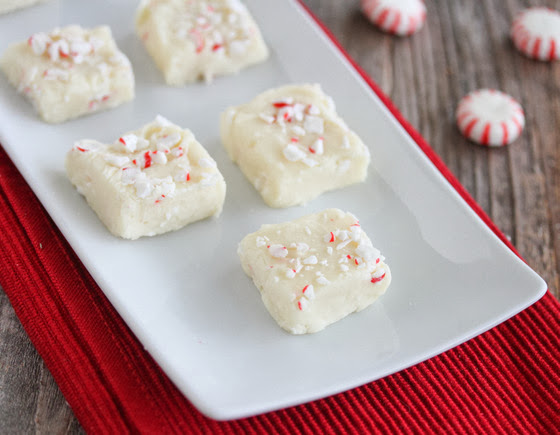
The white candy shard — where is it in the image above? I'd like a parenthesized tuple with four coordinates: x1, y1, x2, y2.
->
(283, 144, 306, 162)
(119, 134, 138, 152)
(28, 32, 50, 55)
(303, 255, 318, 265)
(104, 154, 130, 167)
(268, 244, 288, 258)
(296, 242, 310, 254)
(303, 116, 324, 134)
(303, 284, 315, 300)
(157, 132, 182, 150)
(309, 137, 324, 155)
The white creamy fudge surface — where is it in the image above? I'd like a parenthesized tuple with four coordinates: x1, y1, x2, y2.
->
(0, 0, 46, 14)
(65, 116, 226, 240)
(135, 0, 269, 85)
(221, 84, 371, 208)
(238, 209, 391, 334)
(0, 25, 134, 123)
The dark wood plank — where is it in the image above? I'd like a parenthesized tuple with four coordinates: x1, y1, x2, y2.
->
(0, 288, 83, 434)
(1, 0, 559, 431)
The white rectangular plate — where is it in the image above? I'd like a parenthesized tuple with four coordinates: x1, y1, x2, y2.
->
(0, 0, 547, 421)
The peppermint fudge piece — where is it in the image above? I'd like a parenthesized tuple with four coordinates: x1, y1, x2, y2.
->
(238, 209, 391, 334)
(1, 25, 134, 123)
(0, 0, 47, 14)
(135, 0, 268, 85)
(65, 116, 226, 240)
(221, 84, 371, 208)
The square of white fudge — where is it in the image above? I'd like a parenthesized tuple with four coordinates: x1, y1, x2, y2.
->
(1, 25, 134, 123)
(221, 84, 371, 208)
(65, 116, 226, 240)
(238, 209, 391, 334)
(135, 0, 268, 85)
(0, 0, 47, 14)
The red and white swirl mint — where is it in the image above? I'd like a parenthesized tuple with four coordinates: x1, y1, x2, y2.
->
(511, 7, 560, 61)
(361, 0, 426, 36)
(456, 89, 525, 147)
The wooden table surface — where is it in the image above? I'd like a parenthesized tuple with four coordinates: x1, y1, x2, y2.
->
(1, 0, 559, 432)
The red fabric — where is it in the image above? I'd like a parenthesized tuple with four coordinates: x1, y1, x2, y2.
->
(1, 5, 560, 434)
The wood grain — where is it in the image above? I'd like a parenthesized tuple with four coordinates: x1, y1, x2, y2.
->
(0, 0, 558, 431)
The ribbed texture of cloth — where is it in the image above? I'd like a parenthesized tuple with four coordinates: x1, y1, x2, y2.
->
(1, 5, 559, 432)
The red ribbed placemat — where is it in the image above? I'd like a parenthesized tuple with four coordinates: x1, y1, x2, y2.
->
(1, 4, 560, 432)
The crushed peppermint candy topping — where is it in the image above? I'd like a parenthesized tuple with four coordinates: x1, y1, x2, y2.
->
(302, 284, 315, 299)
(121, 167, 141, 185)
(303, 255, 318, 265)
(309, 137, 324, 155)
(292, 125, 306, 136)
(259, 113, 275, 124)
(307, 104, 320, 115)
(28, 28, 102, 65)
(296, 242, 310, 254)
(296, 284, 316, 310)
(173, 168, 191, 182)
(157, 132, 182, 150)
(151, 151, 167, 165)
(104, 154, 130, 167)
(73, 140, 101, 153)
(297, 297, 309, 311)
(28, 32, 50, 55)
(268, 244, 288, 258)
(134, 175, 152, 198)
(283, 144, 306, 161)
(143, 151, 153, 169)
(304, 116, 324, 134)
(119, 134, 138, 153)
(371, 268, 386, 284)
(77, 117, 215, 201)
(336, 239, 352, 250)
(257, 97, 332, 166)
(273, 97, 294, 107)
(172, 147, 184, 158)
(356, 243, 380, 262)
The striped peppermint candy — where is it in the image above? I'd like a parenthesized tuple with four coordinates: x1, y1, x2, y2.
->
(361, 0, 426, 36)
(456, 89, 525, 147)
(511, 7, 560, 61)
